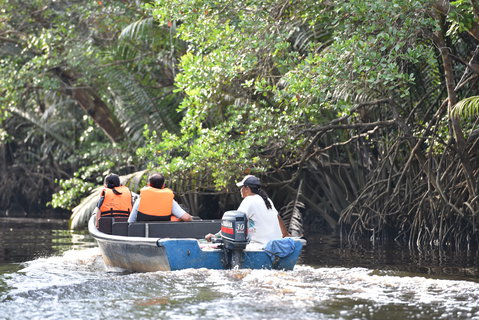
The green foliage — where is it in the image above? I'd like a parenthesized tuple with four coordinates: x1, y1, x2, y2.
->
(0, 1, 182, 212)
(49, 178, 96, 211)
(448, 0, 477, 35)
(49, 161, 114, 210)
(140, 1, 333, 187)
(134, 0, 444, 189)
(3, 0, 479, 241)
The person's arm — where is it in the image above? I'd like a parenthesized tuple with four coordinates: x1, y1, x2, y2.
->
(237, 197, 249, 216)
(205, 232, 221, 242)
(130, 191, 139, 205)
(172, 200, 193, 221)
(269, 199, 290, 237)
(94, 207, 101, 228)
(179, 212, 193, 221)
(278, 215, 291, 237)
(128, 198, 140, 223)
(95, 192, 105, 228)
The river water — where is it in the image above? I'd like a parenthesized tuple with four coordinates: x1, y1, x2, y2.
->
(1, 218, 479, 320)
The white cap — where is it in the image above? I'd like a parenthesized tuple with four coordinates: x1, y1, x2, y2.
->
(236, 175, 261, 187)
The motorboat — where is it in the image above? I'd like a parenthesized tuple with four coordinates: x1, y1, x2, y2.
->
(88, 211, 305, 272)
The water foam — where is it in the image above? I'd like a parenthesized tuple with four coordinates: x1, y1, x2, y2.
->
(5, 248, 104, 295)
(2, 260, 479, 320)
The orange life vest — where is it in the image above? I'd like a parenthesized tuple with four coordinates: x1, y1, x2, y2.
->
(137, 186, 175, 221)
(99, 185, 132, 217)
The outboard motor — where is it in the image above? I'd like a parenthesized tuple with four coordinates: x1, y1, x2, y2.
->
(218, 210, 248, 268)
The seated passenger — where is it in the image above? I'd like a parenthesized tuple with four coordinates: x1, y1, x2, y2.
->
(95, 173, 133, 227)
(128, 173, 193, 222)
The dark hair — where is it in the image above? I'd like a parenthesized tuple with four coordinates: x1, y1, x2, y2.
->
(104, 174, 122, 195)
(148, 173, 165, 189)
(249, 186, 272, 210)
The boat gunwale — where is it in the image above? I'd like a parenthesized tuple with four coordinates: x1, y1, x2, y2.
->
(88, 215, 159, 246)
(88, 215, 220, 248)
(88, 215, 306, 251)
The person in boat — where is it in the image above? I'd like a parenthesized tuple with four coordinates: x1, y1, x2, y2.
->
(205, 175, 290, 249)
(128, 173, 193, 222)
(95, 173, 134, 227)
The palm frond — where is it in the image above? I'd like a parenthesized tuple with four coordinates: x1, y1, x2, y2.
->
(100, 17, 184, 143)
(279, 200, 305, 237)
(119, 18, 160, 43)
(117, 17, 175, 61)
(278, 179, 305, 237)
(70, 186, 102, 230)
(122, 169, 149, 192)
(9, 106, 75, 151)
(451, 96, 479, 119)
(104, 65, 181, 141)
(286, 20, 333, 55)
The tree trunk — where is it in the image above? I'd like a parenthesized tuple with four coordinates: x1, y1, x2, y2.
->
(53, 68, 125, 143)
(432, 1, 476, 197)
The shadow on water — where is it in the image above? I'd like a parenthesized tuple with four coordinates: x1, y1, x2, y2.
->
(302, 232, 479, 282)
(0, 217, 96, 265)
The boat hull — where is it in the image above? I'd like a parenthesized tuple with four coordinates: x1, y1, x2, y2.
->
(98, 240, 170, 272)
(89, 216, 171, 271)
(160, 239, 303, 270)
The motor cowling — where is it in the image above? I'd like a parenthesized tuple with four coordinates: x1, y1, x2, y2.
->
(220, 210, 248, 250)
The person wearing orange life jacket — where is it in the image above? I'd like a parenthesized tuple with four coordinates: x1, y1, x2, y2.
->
(128, 173, 193, 222)
(94, 173, 134, 227)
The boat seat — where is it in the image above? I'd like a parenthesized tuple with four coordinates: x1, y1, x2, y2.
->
(112, 221, 129, 236)
(128, 220, 221, 238)
(98, 217, 113, 234)
(98, 216, 129, 235)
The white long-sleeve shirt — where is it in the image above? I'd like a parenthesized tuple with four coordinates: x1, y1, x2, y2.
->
(128, 198, 187, 222)
(237, 194, 282, 249)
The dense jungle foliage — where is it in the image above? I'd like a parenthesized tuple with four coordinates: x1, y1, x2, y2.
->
(1, 0, 479, 249)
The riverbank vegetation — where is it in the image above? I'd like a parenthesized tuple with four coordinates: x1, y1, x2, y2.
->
(1, 0, 479, 249)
